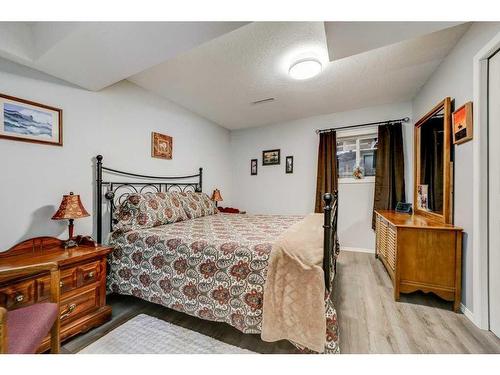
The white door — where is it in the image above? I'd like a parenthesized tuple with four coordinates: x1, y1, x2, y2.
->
(489, 49, 500, 338)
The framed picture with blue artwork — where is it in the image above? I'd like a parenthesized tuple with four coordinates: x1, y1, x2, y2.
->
(0, 93, 63, 146)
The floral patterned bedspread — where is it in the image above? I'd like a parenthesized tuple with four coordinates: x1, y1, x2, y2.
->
(107, 213, 339, 353)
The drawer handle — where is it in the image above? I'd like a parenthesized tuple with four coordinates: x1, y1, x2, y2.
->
(88, 271, 95, 278)
(60, 303, 76, 320)
(15, 294, 24, 303)
(59, 281, 64, 288)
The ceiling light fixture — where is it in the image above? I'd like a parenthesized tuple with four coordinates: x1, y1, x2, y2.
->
(288, 58, 322, 80)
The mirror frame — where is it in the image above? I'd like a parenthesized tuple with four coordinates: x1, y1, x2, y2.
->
(414, 97, 453, 224)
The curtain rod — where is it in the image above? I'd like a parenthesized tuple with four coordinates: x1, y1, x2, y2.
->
(315, 117, 410, 134)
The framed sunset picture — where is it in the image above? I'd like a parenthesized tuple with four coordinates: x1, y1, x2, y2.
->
(0, 93, 63, 146)
(452, 102, 473, 145)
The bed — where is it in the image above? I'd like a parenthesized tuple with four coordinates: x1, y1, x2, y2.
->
(96, 155, 340, 353)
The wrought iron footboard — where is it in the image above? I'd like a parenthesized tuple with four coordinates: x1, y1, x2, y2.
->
(322, 192, 340, 292)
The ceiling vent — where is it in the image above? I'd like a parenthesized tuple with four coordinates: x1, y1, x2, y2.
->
(251, 97, 275, 105)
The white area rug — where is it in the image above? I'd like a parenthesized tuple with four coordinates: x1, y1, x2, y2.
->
(79, 314, 254, 354)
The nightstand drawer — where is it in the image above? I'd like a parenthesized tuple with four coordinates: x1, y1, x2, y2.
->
(59, 286, 99, 323)
(37, 267, 77, 301)
(60, 267, 78, 293)
(0, 237, 113, 353)
(78, 261, 100, 287)
(0, 279, 36, 309)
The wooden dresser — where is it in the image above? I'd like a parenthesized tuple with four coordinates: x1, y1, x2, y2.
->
(0, 237, 112, 352)
(374, 210, 463, 311)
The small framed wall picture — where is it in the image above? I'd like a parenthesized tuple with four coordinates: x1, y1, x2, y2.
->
(0, 93, 63, 146)
(452, 102, 473, 145)
(285, 156, 293, 174)
(262, 149, 280, 165)
(251, 159, 258, 175)
(151, 132, 173, 159)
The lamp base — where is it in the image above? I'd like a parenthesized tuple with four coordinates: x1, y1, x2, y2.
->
(63, 239, 79, 249)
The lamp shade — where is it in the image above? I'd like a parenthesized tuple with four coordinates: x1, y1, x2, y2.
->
(211, 189, 223, 202)
(52, 192, 90, 220)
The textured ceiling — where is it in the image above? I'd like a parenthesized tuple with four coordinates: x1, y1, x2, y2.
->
(324, 22, 463, 61)
(0, 21, 471, 129)
(130, 22, 470, 129)
(0, 22, 248, 91)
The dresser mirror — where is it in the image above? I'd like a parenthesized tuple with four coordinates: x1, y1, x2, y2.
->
(414, 97, 453, 223)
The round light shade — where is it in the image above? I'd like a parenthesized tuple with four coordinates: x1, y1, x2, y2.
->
(289, 59, 322, 80)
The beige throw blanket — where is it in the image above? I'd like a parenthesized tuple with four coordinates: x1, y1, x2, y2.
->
(261, 213, 326, 353)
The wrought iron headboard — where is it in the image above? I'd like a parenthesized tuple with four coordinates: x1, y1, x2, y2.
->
(95, 155, 202, 243)
(96, 153, 338, 292)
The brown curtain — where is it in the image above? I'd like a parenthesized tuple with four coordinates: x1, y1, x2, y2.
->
(372, 123, 406, 228)
(315, 131, 338, 213)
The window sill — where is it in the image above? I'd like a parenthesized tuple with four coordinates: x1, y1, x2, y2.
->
(339, 177, 375, 184)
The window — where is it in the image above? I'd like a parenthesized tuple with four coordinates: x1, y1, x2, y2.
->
(336, 128, 377, 182)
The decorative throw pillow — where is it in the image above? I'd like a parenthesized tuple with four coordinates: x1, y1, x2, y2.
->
(174, 191, 218, 219)
(114, 192, 188, 232)
(162, 192, 190, 223)
(199, 192, 218, 215)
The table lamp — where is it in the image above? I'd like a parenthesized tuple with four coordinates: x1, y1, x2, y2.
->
(52, 192, 90, 248)
(211, 189, 223, 207)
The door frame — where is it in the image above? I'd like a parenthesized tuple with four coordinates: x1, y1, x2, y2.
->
(472, 30, 500, 330)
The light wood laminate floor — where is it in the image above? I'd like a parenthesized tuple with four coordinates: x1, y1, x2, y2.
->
(64, 251, 500, 354)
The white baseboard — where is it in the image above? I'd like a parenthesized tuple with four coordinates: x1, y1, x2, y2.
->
(341, 246, 375, 254)
(460, 303, 475, 323)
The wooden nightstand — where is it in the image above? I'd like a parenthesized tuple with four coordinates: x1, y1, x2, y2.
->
(0, 237, 112, 352)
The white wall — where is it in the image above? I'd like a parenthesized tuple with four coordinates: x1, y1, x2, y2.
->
(3, 22, 497, 314)
(230, 101, 413, 252)
(0, 57, 232, 251)
(412, 22, 500, 311)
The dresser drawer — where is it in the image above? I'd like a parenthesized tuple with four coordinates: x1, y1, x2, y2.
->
(60, 286, 99, 323)
(375, 215, 384, 254)
(387, 224, 397, 270)
(376, 215, 389, 259)
(37, 267, 77, 301)
(78, 261, 100, 287)
(0, 279, 36, 309)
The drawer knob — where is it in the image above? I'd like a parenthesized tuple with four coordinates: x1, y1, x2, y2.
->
(88, 271, 95, 278)
(60, 303, 76, 320)
(15, 294, 24, 303)
(59, 281, 64, 288)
